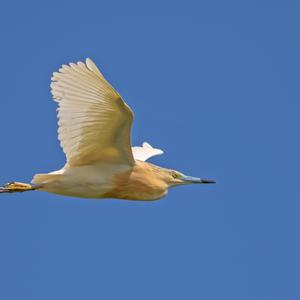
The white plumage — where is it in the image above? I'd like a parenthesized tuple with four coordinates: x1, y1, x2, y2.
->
(132, 142, 163, 161)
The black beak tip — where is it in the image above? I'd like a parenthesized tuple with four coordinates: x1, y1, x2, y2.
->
(201, 179, 216, 184)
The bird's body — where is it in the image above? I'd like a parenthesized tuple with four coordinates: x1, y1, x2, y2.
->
(0, 58, 215, 200)
(33, 161, 168, 200)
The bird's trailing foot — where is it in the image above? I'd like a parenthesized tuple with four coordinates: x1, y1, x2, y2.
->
(0, 182, 36, 193)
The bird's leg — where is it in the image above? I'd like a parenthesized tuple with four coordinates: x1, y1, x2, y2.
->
(0, 182, 37, 193)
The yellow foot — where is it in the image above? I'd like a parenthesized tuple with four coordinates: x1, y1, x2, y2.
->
(0, 182, 36, 193)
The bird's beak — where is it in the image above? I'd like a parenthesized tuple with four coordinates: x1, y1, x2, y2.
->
(180, 175, 216, 184)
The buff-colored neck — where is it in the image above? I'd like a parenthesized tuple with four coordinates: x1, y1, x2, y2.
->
(103, 160, 169, 200)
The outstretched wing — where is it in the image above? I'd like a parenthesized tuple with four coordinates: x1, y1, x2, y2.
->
(132, 142, 163, 161)
(51, 58, 135, 167)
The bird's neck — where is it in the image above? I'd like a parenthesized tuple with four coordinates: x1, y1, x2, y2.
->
(102, 161, 168, 201)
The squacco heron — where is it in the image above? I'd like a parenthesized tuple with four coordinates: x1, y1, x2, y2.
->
(0, 58, 215, 200)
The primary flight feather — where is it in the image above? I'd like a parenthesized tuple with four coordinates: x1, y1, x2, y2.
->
(0, 58, 215, 200)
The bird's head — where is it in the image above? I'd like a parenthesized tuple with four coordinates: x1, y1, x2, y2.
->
(158, 168, 216, 188)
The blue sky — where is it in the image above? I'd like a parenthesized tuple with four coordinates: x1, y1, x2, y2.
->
(0, 1, 299, 299)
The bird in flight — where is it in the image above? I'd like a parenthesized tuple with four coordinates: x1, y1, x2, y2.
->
(0, 58, 215, 200)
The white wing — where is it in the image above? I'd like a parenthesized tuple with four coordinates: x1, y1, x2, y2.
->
(51, 58, 135, 167)
(132, 142, 163, 161)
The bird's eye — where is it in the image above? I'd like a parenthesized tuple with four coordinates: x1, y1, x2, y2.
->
(172, 172, 180, 179)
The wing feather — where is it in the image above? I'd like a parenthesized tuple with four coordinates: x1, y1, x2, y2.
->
(132, 142, 163, 161)
(51, 58, 134, 167)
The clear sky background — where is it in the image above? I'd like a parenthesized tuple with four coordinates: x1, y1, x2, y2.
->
(0, 1, 299, 299)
